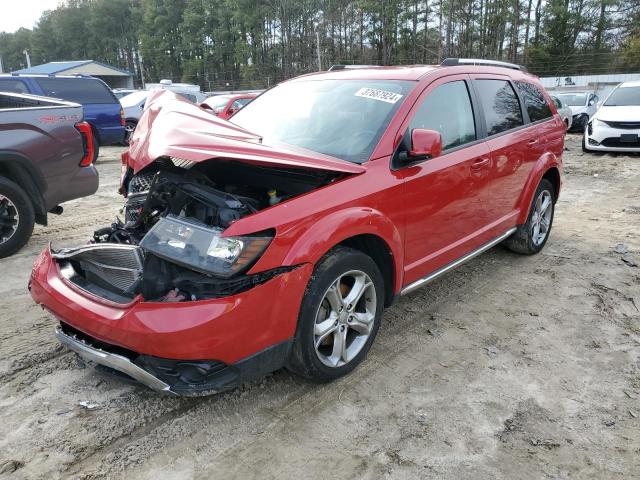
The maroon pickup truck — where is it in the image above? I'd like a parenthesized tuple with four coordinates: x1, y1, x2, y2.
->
(0, 92, 99, 257)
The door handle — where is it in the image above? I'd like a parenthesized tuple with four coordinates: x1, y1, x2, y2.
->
(527, 138, 538, 147)
(471, 158, 490, 170)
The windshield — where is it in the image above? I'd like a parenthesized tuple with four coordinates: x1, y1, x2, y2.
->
(120, 91, 149, 107)
(230, 79, 414, 163)
(556, 93, 588, 106)
(604, 86, 640, 106)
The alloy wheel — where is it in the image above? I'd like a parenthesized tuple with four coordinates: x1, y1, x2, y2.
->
(313, 270, 377, 368)
(531, 190, 552, 246)
(0, 194, 19, 245)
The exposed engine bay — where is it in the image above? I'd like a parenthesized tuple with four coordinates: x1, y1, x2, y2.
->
(53, 158, 341, 303)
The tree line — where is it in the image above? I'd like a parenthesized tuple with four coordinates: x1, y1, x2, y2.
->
(0, 0, 638, 91)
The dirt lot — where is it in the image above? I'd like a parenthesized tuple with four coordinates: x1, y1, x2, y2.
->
(0, 134, 639, 479)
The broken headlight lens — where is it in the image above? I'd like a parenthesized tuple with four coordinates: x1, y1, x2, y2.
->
(140, 215, 272, 277)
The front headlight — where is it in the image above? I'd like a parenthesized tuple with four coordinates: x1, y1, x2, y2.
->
(140, 215, 272, 277)
(591, 118, 605, 128)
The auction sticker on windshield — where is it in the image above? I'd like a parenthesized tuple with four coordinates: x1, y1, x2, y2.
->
(355, 87, 403, 104)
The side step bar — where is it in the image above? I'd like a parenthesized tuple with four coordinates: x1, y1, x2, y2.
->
(55, 327, 176, 395)
(401, 228, 517, 296)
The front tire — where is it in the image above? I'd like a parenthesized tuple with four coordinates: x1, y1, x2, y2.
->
(0, 177, 35, 258)
(287, 247, 384, 382)
(582, 134, 589, 152)
(505, 179, 555, 255)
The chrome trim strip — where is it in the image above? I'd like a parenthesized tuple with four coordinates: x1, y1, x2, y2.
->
(55, 327, 176, 395)
(400, 228, 517, 296)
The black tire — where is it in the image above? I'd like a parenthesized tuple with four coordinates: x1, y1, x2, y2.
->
(504, 178, 555, 255)
(287, 247, 385, 382)
(0, 177, 35, 258)
(123, 120, 137, 145)
(92, 132, 100, 163)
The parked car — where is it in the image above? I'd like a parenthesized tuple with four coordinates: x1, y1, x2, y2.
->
(0, 74, 125, 161)
(550, 95, 573, 130)
(0, 92, 98, 257)
(200, 93, 257, 120)
(113, 88, 139, 100)
(555, 91, 599, 132)
(583, 81, 640, 152)
(145, 80, 208, 103)
(120, 90, 149, 143)
(30, 60, 564, 396)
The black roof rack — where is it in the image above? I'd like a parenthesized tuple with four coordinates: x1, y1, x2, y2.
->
(441, 58, 526, 72)
(328, 64, 378, 71)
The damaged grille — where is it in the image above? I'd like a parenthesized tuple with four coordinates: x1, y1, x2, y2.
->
(53, 244, 144, 297)
(128, 171, 156, 194)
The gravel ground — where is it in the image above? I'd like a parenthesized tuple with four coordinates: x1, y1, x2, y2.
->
(0, 134, 639, 479)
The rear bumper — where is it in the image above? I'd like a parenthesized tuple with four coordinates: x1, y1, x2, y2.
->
(29, 247, 312, 376)
(95, 125, 126, 145)
(43, 164, 99, 210)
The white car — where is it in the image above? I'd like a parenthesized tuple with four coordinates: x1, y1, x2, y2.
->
(583, 81, 640, 153)
(555, 91, 599, 132)
(120, 90, 150, 143)
(550, 95, 573, 130)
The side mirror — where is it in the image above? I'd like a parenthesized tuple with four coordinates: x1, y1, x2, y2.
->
(409, 128, 442, 159)
(228, 108, 238, 116)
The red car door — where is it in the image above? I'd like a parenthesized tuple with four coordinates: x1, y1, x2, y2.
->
(398, 74, 492, 286)
(469, 75, 540, 235)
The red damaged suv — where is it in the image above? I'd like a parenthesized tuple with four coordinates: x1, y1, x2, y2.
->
(30, 59, 564, 395)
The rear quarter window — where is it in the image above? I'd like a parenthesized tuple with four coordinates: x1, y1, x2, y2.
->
(0, 79, 29, 94)
(34, 77, 117, 104)
(474, 79, 524, 136)
(515, 81, 553, 122)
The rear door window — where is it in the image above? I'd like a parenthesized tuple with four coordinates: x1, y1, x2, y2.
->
(34, 77, 116, 104)
(474, 79, 523, 135)
(409, 80, 476, 151)
(515, 81, 552, 122)
(0, 79, 29, 94)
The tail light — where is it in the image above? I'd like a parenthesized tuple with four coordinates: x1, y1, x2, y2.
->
(120, 106, 125, 126)
(75, 121, 95, 167)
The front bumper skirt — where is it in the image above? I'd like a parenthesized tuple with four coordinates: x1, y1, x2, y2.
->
(55, 326, 175, 394)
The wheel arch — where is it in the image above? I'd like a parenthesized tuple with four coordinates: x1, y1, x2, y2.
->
(516, 154, 562, 225)
(337, 234, 396, 307)
(277, 207, 404, 305)
(0, 152, 47, 225)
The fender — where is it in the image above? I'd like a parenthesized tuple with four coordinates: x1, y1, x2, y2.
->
(0, 151, 48, 224)
(281, 207, 404, 295)
(516, 151, 561, 225)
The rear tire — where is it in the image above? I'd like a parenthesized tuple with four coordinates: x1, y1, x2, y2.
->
(505, 179, 555, 255)
(123, 120, 137, 145)
(0, 177, 35, 258)
(92, 132, 100, 163)
(287, 247, 384, 382)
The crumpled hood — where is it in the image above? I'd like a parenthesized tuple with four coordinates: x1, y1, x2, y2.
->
(124, 90, 365, 175)
(568, 105, 589, 116)
(595, 105, 640, 122)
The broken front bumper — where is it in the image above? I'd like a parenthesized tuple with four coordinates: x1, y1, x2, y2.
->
(55, 326, 175, 394)
(30, 246, 312, 395)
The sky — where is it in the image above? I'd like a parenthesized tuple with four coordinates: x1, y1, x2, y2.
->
(0, 0, 61, 33)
